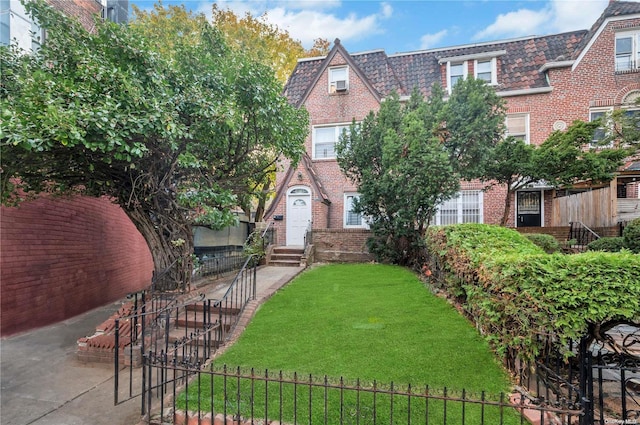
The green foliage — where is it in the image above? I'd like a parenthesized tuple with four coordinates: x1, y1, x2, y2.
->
(242, 230, 266, 258)
(337, 81, 506, 266)
(481, 119, 634, 226)
(426, 224, 640, 361)
(0, 0, 307, 289)
(623, 218, 640, 253)
(586, 236, 625, 252)
(524, 233, 562, 253)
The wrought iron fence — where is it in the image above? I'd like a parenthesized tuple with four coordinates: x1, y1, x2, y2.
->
(143, 363, 584, 425)
(194, 247, 247, 280)
(113, 255, 259, 412)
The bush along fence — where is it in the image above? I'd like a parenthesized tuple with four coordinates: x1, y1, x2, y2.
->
(145, 363, 583, 425)
(425, 224, 640, 425)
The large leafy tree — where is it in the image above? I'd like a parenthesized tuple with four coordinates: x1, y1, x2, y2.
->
(0, 0, 308, 291)
(131, 3, 328, 222)
(483, 119, 637, 226)
(337, 80, 506, 266)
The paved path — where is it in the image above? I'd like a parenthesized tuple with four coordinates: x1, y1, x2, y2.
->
(0, 265, 305, 425)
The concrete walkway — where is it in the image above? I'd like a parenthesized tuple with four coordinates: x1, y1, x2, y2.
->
(0, 265, 305, 425)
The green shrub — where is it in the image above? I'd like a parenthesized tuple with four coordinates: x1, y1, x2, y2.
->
(587, 236, 625, 252)
(623, 218, 640, 253)
(524, 233, 562, 253)
(425, 224, 640, 361)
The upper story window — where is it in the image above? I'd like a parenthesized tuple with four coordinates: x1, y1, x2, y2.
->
(589, 107, 613, 147)
(313, 124, 350, 159)
(329, 66, 349, 93)
(474, 58, 497, 85)
(505, 113, 530, 144)
(447, 61, 467, 93)
(615, 31, 640, 72)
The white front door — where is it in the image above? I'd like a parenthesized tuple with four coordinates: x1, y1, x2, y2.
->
(286, 187, 311, 246)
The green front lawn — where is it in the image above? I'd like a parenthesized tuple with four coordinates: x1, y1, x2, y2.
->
(178, 264, 519, 423)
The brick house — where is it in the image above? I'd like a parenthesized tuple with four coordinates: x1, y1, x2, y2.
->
(265, 1, 640, 252)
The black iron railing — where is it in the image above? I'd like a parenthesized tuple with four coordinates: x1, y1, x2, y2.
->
(194, 247, 247, 280)
(145, 363, 583, 425)
(569, 221, 601, 248)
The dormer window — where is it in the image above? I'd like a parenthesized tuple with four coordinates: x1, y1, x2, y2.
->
(447, 61, 467, 93)
(329, 66, 349, 93)
(475, 58, 497, 85)
(615, 31, 640, 72)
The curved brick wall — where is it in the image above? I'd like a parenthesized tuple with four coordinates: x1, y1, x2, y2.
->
(1, 196, 153, 336)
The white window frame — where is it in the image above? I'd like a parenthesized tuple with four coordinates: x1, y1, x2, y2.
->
(344, 193, 368, 229)
(474, 57, 497, 85)
(328, 66, 349, 93)
(589, 107, 614, 148)
(435, 190, 484, 225)
(615, 31, 640, 72)
(505, 113, 530, 144)
(446, 61, 467, 94)
(312, 123, 351, 160)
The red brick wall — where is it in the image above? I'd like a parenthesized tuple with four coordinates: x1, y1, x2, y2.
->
(1, 196, 153, 336)
(47, 0, 102, 32)
(312, 229, 373, 262)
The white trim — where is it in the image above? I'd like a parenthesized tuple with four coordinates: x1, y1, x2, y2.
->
(538, 60, 575, 73)
(446, 60, 468, 94)
(506, 113, 530, 144)
(573, 14, 640, 71)
(435, 190, 484, 225)
(438, 50, 507, 64)
(474, 57, 498, 85)
(312, 123, 352, 160)
(328, 65, 349, 93)
(286, 185, 312, 246)
(343, 193, 368, 229)
(496, 87, 553, 97)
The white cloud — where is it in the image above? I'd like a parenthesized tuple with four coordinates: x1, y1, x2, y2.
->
(199, 0, 393, 48)
(473, 0, 611, 41)
(419, 29, 448, 50)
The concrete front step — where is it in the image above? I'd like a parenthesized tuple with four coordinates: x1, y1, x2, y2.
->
(269, 247, 304, 267)
(175, 310, 237, 329)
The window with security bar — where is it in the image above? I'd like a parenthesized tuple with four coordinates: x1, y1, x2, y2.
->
(435, 190, 483, 225)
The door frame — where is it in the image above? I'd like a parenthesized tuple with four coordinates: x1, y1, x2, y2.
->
(515, 189, 544, 227)
(286, 186, 312, 246)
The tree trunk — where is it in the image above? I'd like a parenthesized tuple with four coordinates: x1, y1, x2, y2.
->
(124, 204, 193, 292)
(501, 187, 513, 227)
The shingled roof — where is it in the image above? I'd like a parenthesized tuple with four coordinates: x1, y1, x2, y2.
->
(284, 1, 640, 103)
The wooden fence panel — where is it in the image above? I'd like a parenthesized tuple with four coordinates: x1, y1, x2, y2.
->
(552, 187, 614, 227)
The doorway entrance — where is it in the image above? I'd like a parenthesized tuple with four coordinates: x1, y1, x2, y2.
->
(286, 186, 311, 246)
(517, 191, 542, 227)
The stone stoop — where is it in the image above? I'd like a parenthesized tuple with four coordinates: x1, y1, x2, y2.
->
(268, 247, 304, 267)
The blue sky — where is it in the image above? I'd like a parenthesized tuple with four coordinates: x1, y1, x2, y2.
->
(129, 0, 640, 54)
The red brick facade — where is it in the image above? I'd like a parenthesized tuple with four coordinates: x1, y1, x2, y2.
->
(267, 3, 640, 245)
(1, 196, 152, 336)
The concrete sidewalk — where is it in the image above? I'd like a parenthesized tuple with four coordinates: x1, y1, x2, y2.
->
(0, 265, 305, 425)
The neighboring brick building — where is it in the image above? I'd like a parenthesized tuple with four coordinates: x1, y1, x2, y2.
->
(266, 1, 640, 247)
(0, 0, 149, 336)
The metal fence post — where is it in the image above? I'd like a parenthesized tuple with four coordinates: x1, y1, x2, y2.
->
(579, 336, 594, 425)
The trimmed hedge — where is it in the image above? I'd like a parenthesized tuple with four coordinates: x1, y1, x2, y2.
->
(524, 233, 562, 253)
(586, 236, 625, 252)
(623, 218, 640, 253)
(426, 224, 640, 361)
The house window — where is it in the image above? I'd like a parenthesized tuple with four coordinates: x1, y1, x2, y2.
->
(589, 108, 613, 147)
(344, 193, 367, 228)
(447, 61, 467, 93)
(435, 190, 483, 225)
(474, 58, 496, 84)
(313, 124, 350, 159)
(329, 66, 349, 93)
(615, 31, 640, 72)
(505, 113, 529, 144)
